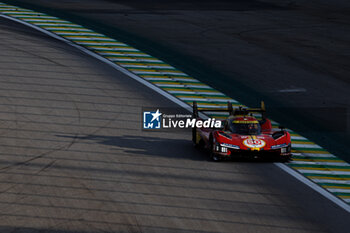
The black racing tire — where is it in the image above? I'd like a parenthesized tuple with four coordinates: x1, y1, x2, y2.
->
(209, 138, 220, 162)
(279, 154, 292, 162)
(280, 145, 292, 162)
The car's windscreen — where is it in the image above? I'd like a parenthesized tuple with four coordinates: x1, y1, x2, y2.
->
(229, 121, 261, 135)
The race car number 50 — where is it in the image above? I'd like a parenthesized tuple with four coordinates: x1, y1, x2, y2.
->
(243, 139, 266, 149)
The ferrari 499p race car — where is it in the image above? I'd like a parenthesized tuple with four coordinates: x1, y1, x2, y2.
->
(192, 101, 292, 161)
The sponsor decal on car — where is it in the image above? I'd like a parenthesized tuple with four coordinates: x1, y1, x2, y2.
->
(243, 138, 266, 149)
(233, 120, 259, 124)
(220, 143, 240, 150)
(271, 143, 287, 149)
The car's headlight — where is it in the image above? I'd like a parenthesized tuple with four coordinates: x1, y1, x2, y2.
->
(271, 143, 287, 149)
(220, 143, 240, 150)
(281, 147, 288, 153)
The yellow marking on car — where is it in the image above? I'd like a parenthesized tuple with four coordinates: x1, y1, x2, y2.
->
(233, 120, 259, 124)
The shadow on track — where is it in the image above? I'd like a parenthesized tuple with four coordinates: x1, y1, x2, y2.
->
(57, 134, 207, 161)
(57, 134, 289, 163)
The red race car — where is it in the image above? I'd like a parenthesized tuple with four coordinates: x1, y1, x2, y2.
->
(192, 101, 292, 161)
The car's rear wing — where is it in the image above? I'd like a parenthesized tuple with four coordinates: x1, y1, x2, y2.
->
(192, 101, 266, 120)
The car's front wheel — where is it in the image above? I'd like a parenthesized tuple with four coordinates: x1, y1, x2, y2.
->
(280, 145, 292, 162)
(209, 139, 221, 162)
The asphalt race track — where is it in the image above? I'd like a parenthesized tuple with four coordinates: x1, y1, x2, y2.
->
(3, 0, 349, 162)
(0, 16, 349, 233)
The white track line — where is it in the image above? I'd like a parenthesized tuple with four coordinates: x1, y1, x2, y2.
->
(289, 161, 349, 166)
(292, 153, 336, 158)
(275, 163, 350, 213)
(1, 13, 349, 213)
(312, 179, 350, 184)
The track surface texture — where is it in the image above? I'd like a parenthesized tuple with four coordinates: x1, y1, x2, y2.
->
(0, 16, 350, 233)
(3, 0, 350, 162)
